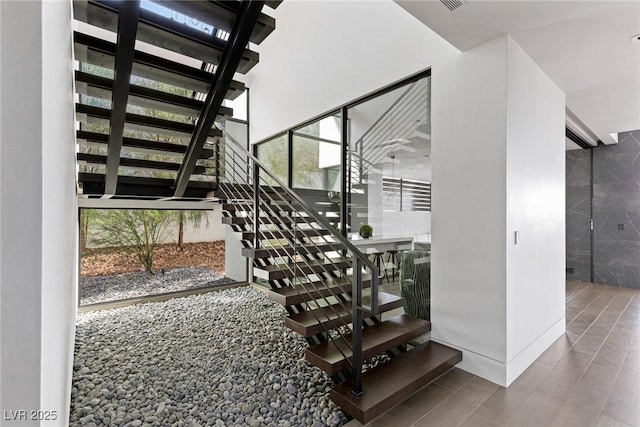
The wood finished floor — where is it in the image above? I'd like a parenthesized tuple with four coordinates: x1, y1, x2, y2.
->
(346, 281, 640, 427)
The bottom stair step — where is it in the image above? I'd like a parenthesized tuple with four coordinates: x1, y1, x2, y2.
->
(305, 315, 430, 375)
(330, 341, 462, 424)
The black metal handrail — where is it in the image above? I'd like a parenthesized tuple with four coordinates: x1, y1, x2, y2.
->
(220, 130, 380, 397)
(216, 171, 357, 367)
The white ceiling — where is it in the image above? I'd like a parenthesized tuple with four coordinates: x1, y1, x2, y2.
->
(395, 0, 640, 146)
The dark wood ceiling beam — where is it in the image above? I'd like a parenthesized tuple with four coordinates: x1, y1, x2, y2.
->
(173, 0, 265, 198)
(77, 130, 214, 158)
(104, 0, 141, 195)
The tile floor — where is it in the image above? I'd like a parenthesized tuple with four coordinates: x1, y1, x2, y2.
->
(346, 281, 640, 427)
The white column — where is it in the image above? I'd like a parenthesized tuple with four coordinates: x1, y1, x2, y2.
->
(432, 35, 565, 386)
(40, 1, 78, 424)
(1, 1, 77, 424)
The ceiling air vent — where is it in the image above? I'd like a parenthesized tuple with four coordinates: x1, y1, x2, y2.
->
(441, 0, 467, 12)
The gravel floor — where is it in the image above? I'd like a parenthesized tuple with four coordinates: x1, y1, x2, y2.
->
(70, 287, 349, 427)
(81, 267, 236, 305)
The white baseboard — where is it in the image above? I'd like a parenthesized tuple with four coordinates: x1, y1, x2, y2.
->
(433, 317, 566, 387)
(505, 317, 565, 385)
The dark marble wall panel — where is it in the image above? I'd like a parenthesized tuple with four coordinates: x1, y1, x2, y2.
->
(566, 149, 592, 282)
(592, 130, 640, 289)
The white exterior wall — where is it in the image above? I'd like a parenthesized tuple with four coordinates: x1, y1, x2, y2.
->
(163, 210, 225, 244)
(248, 0, 460, 143)
(432, 35, 565, 386)
(504, 38, 566, 383)
(1, 1, 77, 424)
(85, 209, 225, 249)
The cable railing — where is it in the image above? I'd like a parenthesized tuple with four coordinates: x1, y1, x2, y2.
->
(219, 130, 381, 396)
(351, 78, 429, 182)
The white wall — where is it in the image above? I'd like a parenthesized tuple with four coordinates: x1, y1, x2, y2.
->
(1, 2, 44, 423)
(383, 211, 431, 237)
(0, 0, 3, 413)
(505, 38, 566, 383)
(432, 35, 565, 386)
(432, 36, 509, 381)
(225, 226, 247, 282)
(40, 1, 78, 423)
(168, 210, 225, 243)
(248, 0, 459, 143)
(1, 1, 77, 424)
(86, 209, 225, 249)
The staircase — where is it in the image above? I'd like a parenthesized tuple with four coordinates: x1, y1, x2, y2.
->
(218, 136, 462, 424)
(72, 0, 278, 199)
(70, 0, 461, 421)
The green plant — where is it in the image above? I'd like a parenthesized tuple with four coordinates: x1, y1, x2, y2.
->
(359, 224, 373, 238)
(90, 209, 174, 274)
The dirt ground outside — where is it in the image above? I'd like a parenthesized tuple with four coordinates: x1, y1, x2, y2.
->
(81, 241, 225, 277)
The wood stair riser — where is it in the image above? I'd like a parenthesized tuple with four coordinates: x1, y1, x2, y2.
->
(284, 293, 403, 337)
(305, 315, 431, 376)
(242, 243, 345, 259)
(265, 277, 371, 306)
(330, 342, 463, 424)
(253, 259, 351, 281)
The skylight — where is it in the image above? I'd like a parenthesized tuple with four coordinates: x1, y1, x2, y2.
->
(141, 0, 218, 37)
(216, 29, 231, 41)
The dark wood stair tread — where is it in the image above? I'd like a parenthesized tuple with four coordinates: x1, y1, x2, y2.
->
(243, 242, 345, 259)
(222, 215, 309, 226)
(221, 201, 300, 213)
(305, 315, 431, 375)
(285, 292, 403, 337)
(330, 341, 462, 424)
(265, 275, 371, 306)
(241, 228, 332, 242)
(222, 201, 292, 211)
(253, 257, 350, 281)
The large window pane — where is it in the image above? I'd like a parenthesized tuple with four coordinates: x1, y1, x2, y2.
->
(292, 114, 342, 191)
(347, 76, 431, 238)
(257, 134, 288, 186)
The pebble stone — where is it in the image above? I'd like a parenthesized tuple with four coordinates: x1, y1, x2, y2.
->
(69, 287, 349, 426)
(80, 267, 236, 305)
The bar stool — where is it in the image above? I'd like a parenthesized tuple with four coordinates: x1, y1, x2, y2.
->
(386, 250, 400, 281)
(365, 248, 387, 282)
